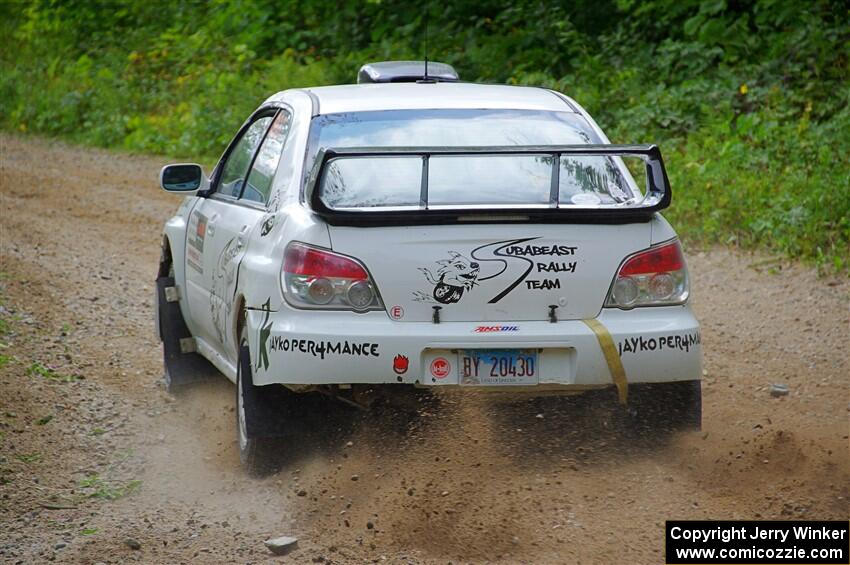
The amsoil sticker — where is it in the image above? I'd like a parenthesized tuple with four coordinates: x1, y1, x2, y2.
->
(474, 325, 519, 333)
(186, 211, 207, 274)
(618, 331, 701, 356)
(430, 357, 451, 379)
(393, 354, 409, 375)
(414, 238, 579, 304)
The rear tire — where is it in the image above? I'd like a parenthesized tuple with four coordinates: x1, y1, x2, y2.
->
(236, 338, 289, 475)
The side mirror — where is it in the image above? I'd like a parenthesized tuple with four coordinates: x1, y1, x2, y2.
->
(160, 163, 204, 193)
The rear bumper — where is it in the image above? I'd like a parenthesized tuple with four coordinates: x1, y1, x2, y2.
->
(247, 303, 701, 389)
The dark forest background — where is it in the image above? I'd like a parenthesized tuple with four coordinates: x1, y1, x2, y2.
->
(1, 1, 847, 269)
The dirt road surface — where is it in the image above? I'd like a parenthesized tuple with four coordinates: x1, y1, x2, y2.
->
(1, 134, 847, 564)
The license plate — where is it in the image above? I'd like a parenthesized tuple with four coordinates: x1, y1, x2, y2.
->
(458, 349, 538, 386)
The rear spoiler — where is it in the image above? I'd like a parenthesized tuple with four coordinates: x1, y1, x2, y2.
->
(306, 144, 671, 226)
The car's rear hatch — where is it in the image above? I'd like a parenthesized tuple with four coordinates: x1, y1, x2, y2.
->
(328, 223, 650, 322)
(314, 144, 671, 322)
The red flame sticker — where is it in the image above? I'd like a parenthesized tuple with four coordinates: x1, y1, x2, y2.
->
(393, 354, 409, 375)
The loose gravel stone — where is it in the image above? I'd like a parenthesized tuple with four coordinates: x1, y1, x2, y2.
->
(264, 536, 298, 556)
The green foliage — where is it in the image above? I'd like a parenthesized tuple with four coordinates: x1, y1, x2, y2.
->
(27, 362, 77, 382)
(78, 474, 141, 500)
(36, 414, 53, 425)
(1, 0, 848, 269)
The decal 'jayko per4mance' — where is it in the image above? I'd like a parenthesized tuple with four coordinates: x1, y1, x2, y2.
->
(618, 331, 701, 356)
(415, 238, 578, 305)
(269, 338, 379, 359)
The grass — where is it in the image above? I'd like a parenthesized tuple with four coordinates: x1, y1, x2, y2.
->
(16, 453, 42, 464)
(78, 474, 142, 501)
(27, 362, 77, 382)
(76, 449, 142, 502)
(36, 414, 53, 426)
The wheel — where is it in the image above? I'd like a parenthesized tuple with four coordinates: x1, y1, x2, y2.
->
(157, 260, 214, 391)
(236, 338, 288, 475)
(625, 380, 702, 432)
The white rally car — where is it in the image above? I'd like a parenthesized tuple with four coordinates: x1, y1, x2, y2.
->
(156, 61, 702, 471)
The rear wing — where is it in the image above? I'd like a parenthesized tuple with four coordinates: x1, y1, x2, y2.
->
(306, 144, 671, 226)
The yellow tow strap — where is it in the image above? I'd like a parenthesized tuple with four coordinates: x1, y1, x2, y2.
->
(582, 319, 628, 405)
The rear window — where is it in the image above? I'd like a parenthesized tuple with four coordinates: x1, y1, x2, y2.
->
(310, 109, 638, 209)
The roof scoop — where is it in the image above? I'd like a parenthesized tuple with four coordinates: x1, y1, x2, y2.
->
(357, 61, 459, 84)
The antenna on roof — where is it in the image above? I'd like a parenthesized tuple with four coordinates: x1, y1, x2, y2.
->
(423, 11, 430, 81)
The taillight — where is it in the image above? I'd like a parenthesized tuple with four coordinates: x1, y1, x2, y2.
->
(282, 242, 383, 311)
(605, 240, 689, 309)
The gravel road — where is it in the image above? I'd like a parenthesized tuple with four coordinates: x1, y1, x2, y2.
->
(1, 134, 847, 564)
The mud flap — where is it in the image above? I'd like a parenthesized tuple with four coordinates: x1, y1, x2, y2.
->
(156, 275, 216, 389)
(583, 318, 629, 405)
(627, 381, 702, 431)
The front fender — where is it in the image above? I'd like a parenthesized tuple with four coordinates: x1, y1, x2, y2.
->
(162, 196, 198, 331)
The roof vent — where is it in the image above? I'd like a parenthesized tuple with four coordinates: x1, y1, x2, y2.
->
(357, 61, 459, 84)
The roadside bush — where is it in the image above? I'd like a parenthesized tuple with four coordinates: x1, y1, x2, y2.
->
(1, 0, 847, 271)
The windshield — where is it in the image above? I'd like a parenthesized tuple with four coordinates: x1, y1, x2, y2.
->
(310, 109, 639, 208)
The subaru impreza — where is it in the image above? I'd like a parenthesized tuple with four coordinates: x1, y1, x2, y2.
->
(156, 61, 702, 471)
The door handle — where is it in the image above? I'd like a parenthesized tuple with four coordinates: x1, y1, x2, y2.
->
(206, 214, 219, 237)
(236, 225, 249, 249)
